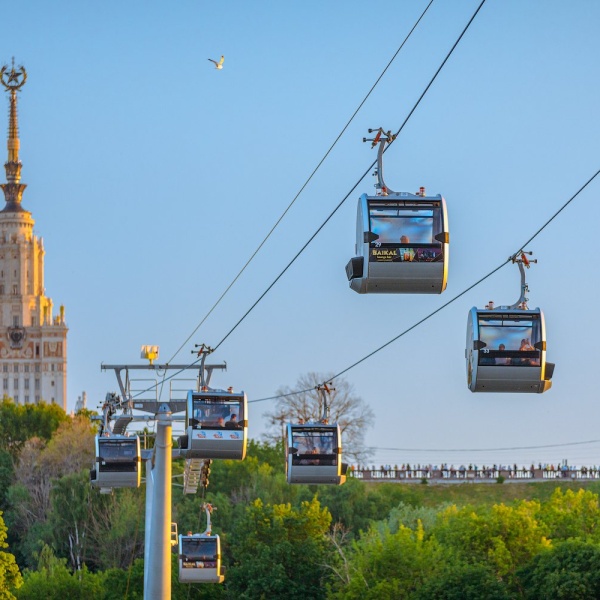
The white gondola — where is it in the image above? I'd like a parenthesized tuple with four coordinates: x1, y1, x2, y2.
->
(90, 434, 141, 492)
(286, 422, 347, 485)
(179, 389, 247, 460)
(465, 253, 554, 393)
(179, 504, 224, 584)
(346, 129, 449, 294)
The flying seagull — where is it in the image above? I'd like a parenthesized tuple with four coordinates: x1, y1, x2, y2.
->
(208, 56, 224, 70)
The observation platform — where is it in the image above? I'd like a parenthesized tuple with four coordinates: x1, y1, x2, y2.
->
(350, 467, 600, 484)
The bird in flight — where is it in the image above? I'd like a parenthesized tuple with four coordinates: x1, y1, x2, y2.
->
(208, 56, 224, 70)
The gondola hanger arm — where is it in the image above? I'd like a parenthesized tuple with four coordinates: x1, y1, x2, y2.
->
(317, 383, 335, 423)
(363, 127, 396, 195)
(202, 502, 215, 536)
(508, 251, 537, 309)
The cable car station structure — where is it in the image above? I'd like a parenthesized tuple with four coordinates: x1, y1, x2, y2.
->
(95, 348, 234, 598)
(93, 346, 349, 597)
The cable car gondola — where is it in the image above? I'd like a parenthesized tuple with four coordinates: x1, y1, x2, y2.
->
(179, 504, 224, 584)
(90, 434, 141, 492)
(285, 385, 346, 485)
(286, 422, 346, 485)
(346, 129, 449, 294)
(466, 253, 554, 393)
(179, 388, 248, 460)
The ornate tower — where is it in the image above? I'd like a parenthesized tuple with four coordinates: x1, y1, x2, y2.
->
(0, 60, 67, 409)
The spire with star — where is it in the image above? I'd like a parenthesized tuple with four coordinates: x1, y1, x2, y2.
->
(0, 58, 28, 213)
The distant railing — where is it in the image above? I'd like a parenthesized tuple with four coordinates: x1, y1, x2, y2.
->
(349, 467, 600, 483)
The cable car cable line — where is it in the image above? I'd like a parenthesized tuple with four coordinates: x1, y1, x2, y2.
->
(162, 0, 436, 370)
(128, 0, 488, 401)
(248, 165, 600, 404)
(130, 164, 599, 404)
(153, 0, 437, 404)
(371, 439, 600, 453)
(248, 261, 506, 405)
(211, 0, 487, 353)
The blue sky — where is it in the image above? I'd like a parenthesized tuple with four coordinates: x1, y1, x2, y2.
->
(3, 0, 600, 467)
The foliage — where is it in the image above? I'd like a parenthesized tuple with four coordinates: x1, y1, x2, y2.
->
(4, 416, 96, 569)
(246, 438, 285, 471)
(0, 450, 14, 511)
(227, 497, 332, 599)
(329, 521, 450, 599)
(84, 487, 145, 571)
(47, 472, 91, 572)
(99, 559, 145, 600)
(15, 562, 103, 599)
(412, 561, 512, 600)
(0, 399, 68, 459)
(380, 501, 448, 536)
(518, 539, 600, 599)
(537, 487, 600, 542)
(316, 478, 411, 535)
(431, 501, 551, 585)
(9, 405, 600, 598)
(0, 511, 22, 599)
(263, 373, 374, 463)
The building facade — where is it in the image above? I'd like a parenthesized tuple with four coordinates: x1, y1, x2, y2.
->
(0, 61, 67, 409)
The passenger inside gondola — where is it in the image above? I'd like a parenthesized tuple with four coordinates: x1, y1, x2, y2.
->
(181, 537, 218, 569)
(369, 207, 435, 246)
(478, 315, 542, 368)
(191, 398, 244, 429)
(495, 344, 512, 365)
(291, 429, 337, 467)
(367, 204, 444, 269)
(98, 441, 137, 471)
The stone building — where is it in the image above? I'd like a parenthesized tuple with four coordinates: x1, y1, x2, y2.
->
(0, 61, 67, 409)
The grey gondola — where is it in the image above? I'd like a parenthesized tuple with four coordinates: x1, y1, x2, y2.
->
(178, 534, 224, 584)
(465, 253, 554, 393)
(346, 191, 449, 293)
(466, 307, 554, 393)
(179, 390, 248, 460)
(90, 435, 141, 491)
(345, 129, 449, 294)
(286, 423, 346, 485)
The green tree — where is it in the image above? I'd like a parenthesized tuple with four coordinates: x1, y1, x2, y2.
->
(0, 450, 14, 510)
(99, 560, 145, 600)
(329, 520, 450, 600)
(518, 539, 600, 599)
(5, 416, 96, 568)
(0, 399, 67, 459)
(538, 488, 600, 541)
(317, 479, 421, 536)
(227, 497, 332, 599)
(412, 562, 511, 600)
(14, 563, 103, 599)
(47, 472, 91, 572)
(431, 501, 551, 587)
(0, 511, 22, 599)
(85, 488, 145, 571)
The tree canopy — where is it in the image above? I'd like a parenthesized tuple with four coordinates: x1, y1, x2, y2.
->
(5, 407, 600, 598)
(0, 398, 68, 459)
(0, 511, 22, 599)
